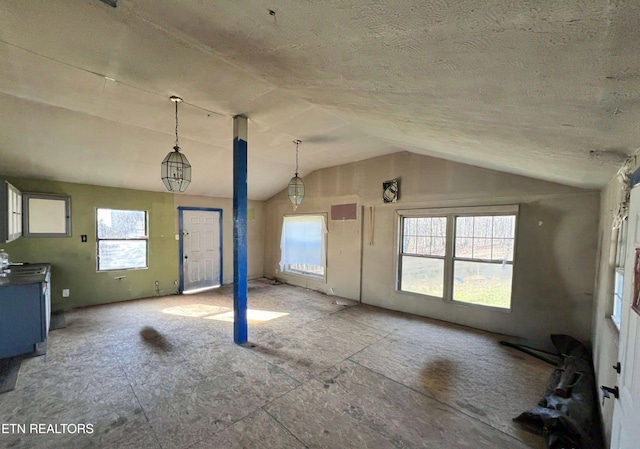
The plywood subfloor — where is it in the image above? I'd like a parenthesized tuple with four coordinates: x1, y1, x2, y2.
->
(0, 280, 552, 449)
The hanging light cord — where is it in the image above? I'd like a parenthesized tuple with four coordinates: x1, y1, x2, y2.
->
(294, 139, 301, 176)
(170, 95, 183, 151)
(174, 100, 179, 149)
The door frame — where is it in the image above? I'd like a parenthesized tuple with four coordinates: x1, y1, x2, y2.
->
(611, 183, 640, 447)
(178, 207, 223, 293)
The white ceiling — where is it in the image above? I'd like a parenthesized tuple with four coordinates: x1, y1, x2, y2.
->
(1, 0, 639, 200)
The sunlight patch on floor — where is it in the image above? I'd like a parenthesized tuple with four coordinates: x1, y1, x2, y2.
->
(162, 304, 288, 322)
(205, 309, 289, 323)
(162, 304, 231, 317)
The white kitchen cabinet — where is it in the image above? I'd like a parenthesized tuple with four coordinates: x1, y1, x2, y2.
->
(0, 179, 22, 243)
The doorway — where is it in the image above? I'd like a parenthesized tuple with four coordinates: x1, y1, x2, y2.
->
(179, 207, 222, 294)
(611, 184, 640, 448)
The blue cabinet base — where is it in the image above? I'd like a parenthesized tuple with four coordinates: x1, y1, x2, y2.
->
(0, 267, 51, 359)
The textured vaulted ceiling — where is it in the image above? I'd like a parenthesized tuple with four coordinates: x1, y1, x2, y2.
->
(1, 0, 639, 200)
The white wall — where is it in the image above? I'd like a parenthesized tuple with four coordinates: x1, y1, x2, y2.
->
(265, 152, 599, 343)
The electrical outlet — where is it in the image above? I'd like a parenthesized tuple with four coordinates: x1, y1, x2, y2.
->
(62, 289, 70, 297)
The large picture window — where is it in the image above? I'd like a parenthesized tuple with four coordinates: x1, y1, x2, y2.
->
(97, 208, 148, 271)
(280, 214, 327, 278)
(399, 205, 517, 309)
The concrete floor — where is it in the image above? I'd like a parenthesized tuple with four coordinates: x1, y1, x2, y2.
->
(0, 279, 552, 449)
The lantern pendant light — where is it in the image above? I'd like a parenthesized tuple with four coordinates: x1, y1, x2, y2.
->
(161, 96, 191, 192)
(288, 139, 305, 210)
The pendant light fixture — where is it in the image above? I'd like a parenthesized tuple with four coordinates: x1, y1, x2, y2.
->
(161, 96, 191, 192)
(288, 139, 305, 210)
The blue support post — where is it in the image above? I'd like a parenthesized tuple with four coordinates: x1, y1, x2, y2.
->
(233, 115, 248, 344)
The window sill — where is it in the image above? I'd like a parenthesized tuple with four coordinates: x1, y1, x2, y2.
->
(609, 314, 621, 333)
(97, 266, 148, 273)
(396, 288, 444, 302)
(281, 270, 326, 283)
(396, 288, 511, 312)
(450, 299, 512, 313)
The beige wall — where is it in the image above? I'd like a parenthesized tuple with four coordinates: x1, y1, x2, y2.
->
(265, 152, 600, 342)
(591, 176, 625, 445)
(265, 193, 362, 299)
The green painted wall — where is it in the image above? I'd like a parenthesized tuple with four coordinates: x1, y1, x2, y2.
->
(3, 178, 180, 311)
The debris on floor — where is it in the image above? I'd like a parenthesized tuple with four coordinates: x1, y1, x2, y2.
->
(513, 334, 603, 449)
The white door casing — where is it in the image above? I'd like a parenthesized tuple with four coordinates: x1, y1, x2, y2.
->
(611, 185, 640, 448)
(180, 208, 222, 293)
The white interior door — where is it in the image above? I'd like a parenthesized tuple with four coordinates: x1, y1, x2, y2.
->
(181, 209, 221, 293)
(612, 185, 640, 448)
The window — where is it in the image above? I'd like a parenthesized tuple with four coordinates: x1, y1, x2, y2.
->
(400, 216, 447, 297)
(23, 192, 71, 237)
(453, 214, 515, 308)
(612, 218, 628, 330)
(279, 214, 327, 278)
(399, 205, 517, 309)
(97, 208, 148, 271)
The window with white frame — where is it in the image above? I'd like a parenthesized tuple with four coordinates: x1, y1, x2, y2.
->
(399, 205, 517, 309)
(612, 218, 628, 330)
(400, 216, 447, 298)
(97, 208, 148, 271)
(280, 214, 327, 278)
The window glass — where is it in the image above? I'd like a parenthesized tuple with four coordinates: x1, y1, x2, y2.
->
(613, 270, 623, 330)
(455, 215, 515, 262)
(612, 218, 628, 329)
(453, 214, 515, 308)
(97, 208, 148, 271)
(399, 207, 517, 309)
(98, 241, 147, 271)
(403, 217, 446, 257)
(455, 237, 473, 258)
(280, 215, 327, 278)
(453, 260, 513, 309)
(399, 216, 447, 298)
(98, 209, 146, 239)
(400, 255, 444, 298)
(456, 216, 473, 238)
